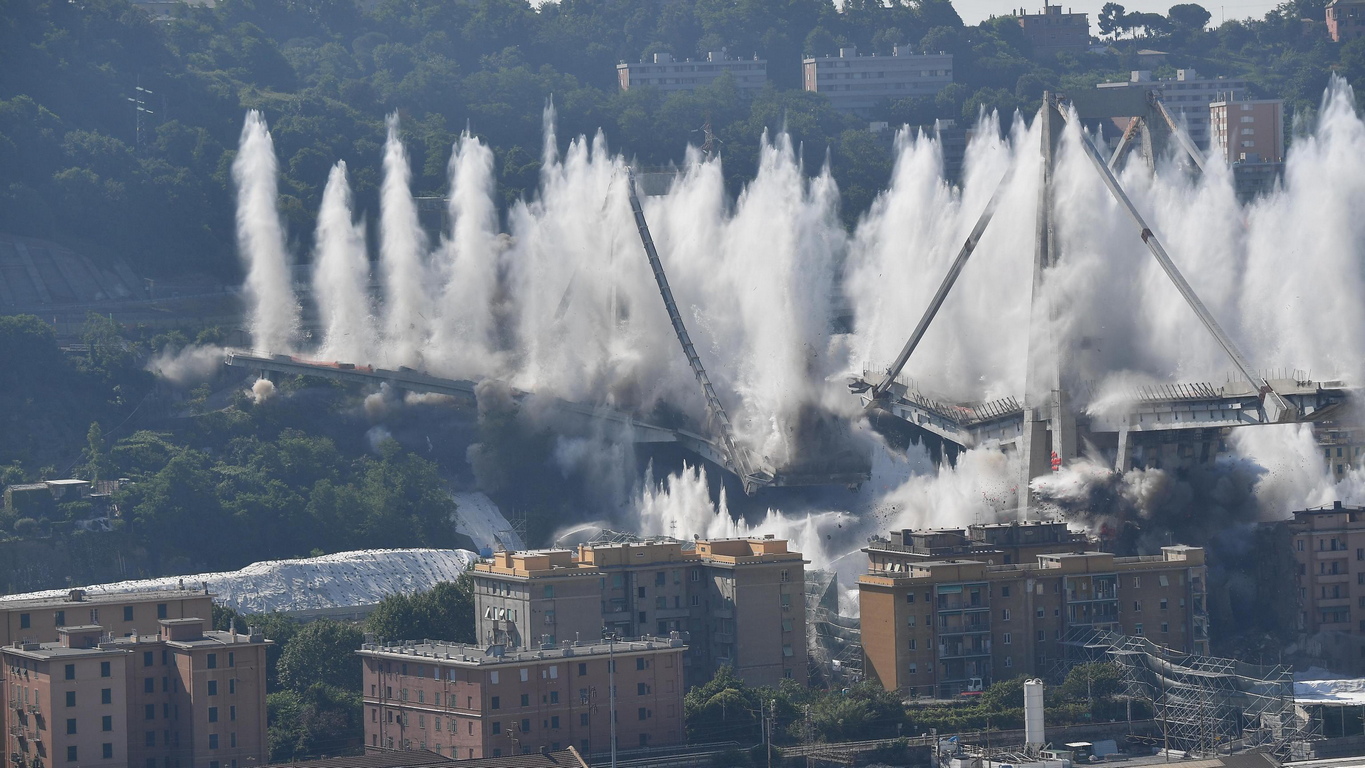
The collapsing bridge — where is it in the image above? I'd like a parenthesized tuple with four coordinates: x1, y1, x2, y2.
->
(226, 168, 872, 494)
(848, 92, 1354, 511)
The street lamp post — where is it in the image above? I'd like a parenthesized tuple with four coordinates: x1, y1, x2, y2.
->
(605, 631, 618, 768)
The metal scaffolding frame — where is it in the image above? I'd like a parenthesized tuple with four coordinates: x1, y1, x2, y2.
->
(1066, 628, 1317, 759)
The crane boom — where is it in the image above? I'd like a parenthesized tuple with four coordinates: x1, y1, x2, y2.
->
(624, 168, 763, 489)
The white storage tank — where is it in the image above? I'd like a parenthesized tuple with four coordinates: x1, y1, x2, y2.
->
(1024, 678, 1046, 747)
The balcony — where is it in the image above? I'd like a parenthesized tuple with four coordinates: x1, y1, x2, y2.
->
(654, 607, 690, 619)
(938, 642, 992, 659)
(937, 622, 991, 636)
(935, 598, 987, 612)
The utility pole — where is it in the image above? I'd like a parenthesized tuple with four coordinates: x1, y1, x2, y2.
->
(767, 699, 776, 768)
(127, 77, 154, 151)
(606, 631, 618, 768)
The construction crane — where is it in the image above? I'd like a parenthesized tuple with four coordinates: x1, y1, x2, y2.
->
(624, 167, 769, 493)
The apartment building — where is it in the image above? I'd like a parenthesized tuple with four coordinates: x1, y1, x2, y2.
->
(470, 537, 806, 688)
(1098, 69, 1249, 148)
(860, 539, 1209, 697)
(2, 617, 270, 768)
(357, 636, 685, 758)
(1016, 5, 1091, 57)
(1210, 97, 1284, 164)
(0, 588, 214, 647)
(616, 52, 768, 93)
(1317, 422, 1365, 478)
(1327, 0, 1365, 41)
(801, 46, 953, 113)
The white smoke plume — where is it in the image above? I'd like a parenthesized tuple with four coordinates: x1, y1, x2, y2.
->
(232, 112, 299, 354)
(428, 131, 505, 379)
(249, 378, 276, 404)
(378, 113, 430, 368)
(147, 344, 224, 386)
(312, 161, 374, 361)
(634, 463, 849, 570)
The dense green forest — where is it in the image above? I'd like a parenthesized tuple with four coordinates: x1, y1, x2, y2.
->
(3, 0, 1364, 279)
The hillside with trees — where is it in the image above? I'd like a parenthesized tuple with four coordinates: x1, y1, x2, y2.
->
(2, 0, 1362, 281)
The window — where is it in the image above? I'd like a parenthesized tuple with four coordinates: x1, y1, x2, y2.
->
(521, 718, 531, 733)
(67, 718, 77, 734)
(492, 696, 500, 709)
(1135, 623, 1145, 636)
(209, 707, 218, 723)
(1001, 608, 1011, 621)
(520, 668, 529, 682)
(1003, 632, 1012, 645)
(908, 638, 917, 650)
(637, 683, 649, 695)
(909, 662, 918, 674)
(638, 707, 650, 721)
(691, 595, 699, 606)
(905, 593, 915, 604)
(1159, 575, 1170, 587)
(144, 651, 154, 667)
(1161, 622, 1170, 633)
(67, 746, 78, 763)
(209, 734, 219, 749)
(580, 713, 590, 726)
(1036, 608, 1044, 618)
(229, 679, 236, 694)
(65, 664, 76, 680)
(146, 732, 156, 747)
(784, 618, 795, 631)
(101, 688, 112, 704)
(551, 715, 560, 728)
(521, 694, 529, 707)
(1037, 630, 1045, 641)
(550, 691, 559, 704)
(578, 663, 587, 676)
(209, 680, 218, 696)
(157, 603, 168, 619)
(207, 653, 217, 669)
(146, 704, 155, 720)
(780, 570, 790, 582)
(98, 660, 110, 678)
(19, 613, 29, 629)
(228, 652, 234, 667)
(230, 706, 237, 721)
(544, 585, 555, 599)
(1133, 577, 1141, 588)
(66, 691, 77, 707)
(103, 743, 113, 759)
(637, 657, 647, 671)
(1005, 657, 1013, 668)
(490, 671, 500, 685)
(781, 594, 791, 609)
(124, 606, 134, 621)
(690, 569, 700, 582)
(55, 610, 65, 626)
(1134, 601, 1142, 612)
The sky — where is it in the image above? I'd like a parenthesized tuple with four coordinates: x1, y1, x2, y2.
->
(952, 0, 1282, 27)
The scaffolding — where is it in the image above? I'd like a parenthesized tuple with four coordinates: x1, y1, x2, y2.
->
(1069, 628, 1317, 760)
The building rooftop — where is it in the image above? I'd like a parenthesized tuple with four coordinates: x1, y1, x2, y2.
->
(263, 747, 590, 768)
(0, 587, 210, 611)
(358, 635, 686, 666)
(862, 545, 1204, 583)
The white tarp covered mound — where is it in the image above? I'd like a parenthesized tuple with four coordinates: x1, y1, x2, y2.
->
(1295, 677, 1365, 705)
(4, 549, 480, 616)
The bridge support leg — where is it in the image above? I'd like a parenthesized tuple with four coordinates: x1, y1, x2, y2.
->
(1019, 94, 1067, 519)
(1116, 422, 1131, 472)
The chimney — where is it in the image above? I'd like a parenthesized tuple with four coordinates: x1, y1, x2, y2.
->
(68, 589, 85, 602)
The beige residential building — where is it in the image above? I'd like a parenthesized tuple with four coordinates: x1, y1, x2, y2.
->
(1211, 97, 1284, 164)
(801, 46, 953, 113)
(358, 636, 685, 758)
(470, 537, 806, 688)
(1016, 5, 1090, 57)
(0, 587, 214, 647)
(2, 617, 270, 768)
(860, 537, 1209, 698)
(616, 52, 767, 93)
